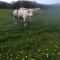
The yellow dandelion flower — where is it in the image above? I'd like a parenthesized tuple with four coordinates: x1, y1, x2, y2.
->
(46, 54, 49, 58)
(22, 58, 25, 60)
(43, 53, 45, 55)
(57, 52, 60, 55)
(37, 48, 41, 52)
(30, 58, 35, 60)
(16, 52, 19, 54)
(17, 55, 19, 57)
(45, 48, 48, 51)
(29, 54, 31, 57)
(10, 53, 12, 57)
(32, 46, 34, 48)
(35, 44, 37, 47)
(25, 56, 28, 58)
(7, 53, 9, 55)
(16, 56, 18, 59)
(20, 51, 24, 54)
(6, 56, 9, 58)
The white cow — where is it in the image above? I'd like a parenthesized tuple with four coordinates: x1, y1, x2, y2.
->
(13, 7, 41, 26)
(19, 7, 27, 10)
(13, 8, 33, 26)
(28, 8, 37, 15)
(28, 8, 41, 15)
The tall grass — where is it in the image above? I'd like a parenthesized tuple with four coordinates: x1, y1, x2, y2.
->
(0, 9, 60, 60)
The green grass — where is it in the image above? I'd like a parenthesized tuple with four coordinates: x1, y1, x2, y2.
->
(0, 9, 60, 60)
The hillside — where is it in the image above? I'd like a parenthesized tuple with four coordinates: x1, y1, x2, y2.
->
(0, 1, 11, 8)
(51, 4, 60, 8)
(0, 1, 50, 9)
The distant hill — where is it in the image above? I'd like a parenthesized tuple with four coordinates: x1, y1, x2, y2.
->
(50, 4, 60, 8)
(45, 4, 60, 10)
(47, 4, 60, 9)
(0, 1, 11, 8)
(0, 1, 52, 9)
(12, 1, 50, 9)
(12, 1, 39, 9)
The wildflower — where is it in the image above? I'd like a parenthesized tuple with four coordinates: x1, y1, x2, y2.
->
(7, 53, 9, 55)
(16, 52, 19, 54)
(30, 58, 35, 60)
(16, 56, 18, 59)
(22, 58, 25, 60)
(6, 56, 9, 59)
(46, 54, 49, 58)
(37, 48, 41, 52)
(32, 46, 34, 48)
(17, 55, 19, 57)
(20, 51, 24, 54)
(29, 54, 31, 57)
(25, 56, 28, 58)
(35, 44, 37, 47)
(57, 52, 60, 55)
(45, 48, 48, 51)
(10, 53, 12, 57)
(43, 53, 45, 55)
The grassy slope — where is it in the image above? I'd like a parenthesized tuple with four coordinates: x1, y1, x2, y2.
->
(0, 9, 60, 60)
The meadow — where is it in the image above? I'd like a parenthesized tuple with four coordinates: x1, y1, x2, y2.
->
(0, 9, 60, 60)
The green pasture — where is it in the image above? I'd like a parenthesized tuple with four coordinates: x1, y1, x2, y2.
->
(0, 9, 60, 60)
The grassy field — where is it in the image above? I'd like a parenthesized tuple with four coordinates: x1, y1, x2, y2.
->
(0, 9, 60, 60)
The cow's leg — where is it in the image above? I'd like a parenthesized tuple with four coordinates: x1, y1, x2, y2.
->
(15, 17, 19, 25)
(13, 15, 17, 24)
(23, 17, 26, 27)
(25, 18, 28, 26)
(15, 19, 17, 24)
(14, 15, 19, 25)
(16, 19, 19, 24)
(28, 17, 32, 25)
(30, 17, 32, 24)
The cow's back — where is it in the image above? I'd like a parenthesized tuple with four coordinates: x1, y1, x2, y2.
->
(18, 10, 28, 17)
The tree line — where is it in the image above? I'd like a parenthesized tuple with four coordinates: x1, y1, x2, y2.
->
(0, 1, 54, 9)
